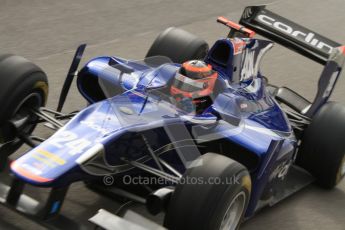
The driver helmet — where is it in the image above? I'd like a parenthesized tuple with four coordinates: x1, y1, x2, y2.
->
(170, 60, 218, 113)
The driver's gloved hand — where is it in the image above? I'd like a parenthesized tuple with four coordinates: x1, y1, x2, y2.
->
(180, 97, 195, 113)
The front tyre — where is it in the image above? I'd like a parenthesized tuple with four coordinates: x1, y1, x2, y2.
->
(164, 153, 251, 230)
(0, 54, 48, 152)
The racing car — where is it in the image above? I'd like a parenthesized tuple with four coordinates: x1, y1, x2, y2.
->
(0, 5, 345, 230)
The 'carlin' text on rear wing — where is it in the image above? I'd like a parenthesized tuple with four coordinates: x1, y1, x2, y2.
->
(239, 5, 341, 65)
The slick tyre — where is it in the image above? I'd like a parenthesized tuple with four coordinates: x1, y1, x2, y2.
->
(297, 102, 345, 189)
(146, 27, 209, 63)
(164, 153, 251, 230)
(0, 54, 48, 151)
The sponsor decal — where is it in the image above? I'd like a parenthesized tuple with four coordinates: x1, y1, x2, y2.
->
(241, 49, 255, 81)
(35, 149, 66, 165)
(257, 14, 333, 54)
(80, 120, 111, 136)
(231, 39, 247, 55)
(271, 160, 291, 180)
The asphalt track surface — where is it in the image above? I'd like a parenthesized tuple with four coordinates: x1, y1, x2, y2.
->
(1, 0, 345, 229)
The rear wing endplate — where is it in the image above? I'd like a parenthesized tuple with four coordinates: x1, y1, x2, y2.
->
(239, 5, 341, 65)
(239, 5, 345, 117)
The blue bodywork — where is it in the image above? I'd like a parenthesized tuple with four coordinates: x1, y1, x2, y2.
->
(11, 37, 297, 217)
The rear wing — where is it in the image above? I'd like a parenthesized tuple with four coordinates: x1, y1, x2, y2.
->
(239, 5, 341, 65)
(239, 5, 345, 117)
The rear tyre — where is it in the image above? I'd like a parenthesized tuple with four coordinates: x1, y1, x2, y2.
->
(164, 153, 251, 230)
(146, 27, 209, 63)
(0, 54, 48, 152)
(297, 102, 345, 189)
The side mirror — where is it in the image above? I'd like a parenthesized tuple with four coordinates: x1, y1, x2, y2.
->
(212, 92, 242, 126)
(216, 110, 241, 126)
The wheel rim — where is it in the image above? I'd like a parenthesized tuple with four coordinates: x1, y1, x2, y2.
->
(219, 191, 246, 230)
(9, 92, 42, 136)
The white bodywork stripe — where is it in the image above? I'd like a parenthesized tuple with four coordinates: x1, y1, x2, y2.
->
(76, 143, 104, 164)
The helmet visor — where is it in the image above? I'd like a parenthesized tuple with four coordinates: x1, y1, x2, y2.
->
(172, 73, 209, 93)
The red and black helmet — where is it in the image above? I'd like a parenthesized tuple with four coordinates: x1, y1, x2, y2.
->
(180, 60, 214, 79)
(170, 60, 218, 113)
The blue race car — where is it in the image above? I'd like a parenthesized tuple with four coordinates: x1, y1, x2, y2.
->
(0, 5, 345, 230)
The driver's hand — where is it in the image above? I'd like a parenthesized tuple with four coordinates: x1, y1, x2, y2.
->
(179, 97, 195, 113)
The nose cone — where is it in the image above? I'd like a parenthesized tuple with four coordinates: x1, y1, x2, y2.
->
(10, 101, 117, 186)
(10, 143, 83, 186)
